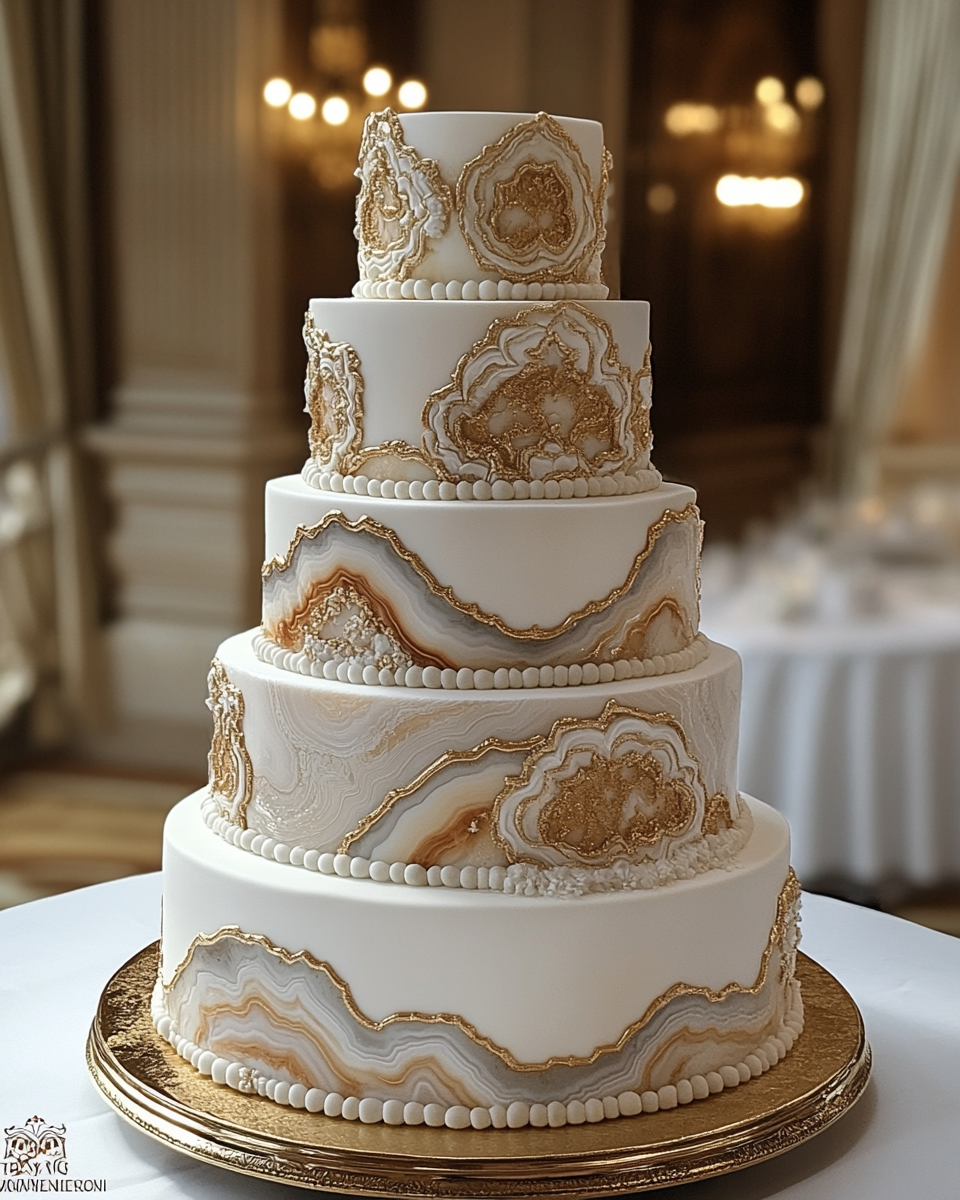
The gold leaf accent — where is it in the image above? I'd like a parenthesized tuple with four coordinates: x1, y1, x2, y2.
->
(533, 748, 697, 861)
(493, 702, 707, 867)
(355, 109, 452, 282)
(701, 792, 737, 837)
(422, 303, 647, 484)
(456, 113, 602, 283)
(206, 660, 253, 828)
(164, 870, 800, 1073)
(303, 313, 365, 475)
(262, 504, 700, 641)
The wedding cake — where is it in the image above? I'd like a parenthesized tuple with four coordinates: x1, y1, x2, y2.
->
(153, 110, 802, 1131)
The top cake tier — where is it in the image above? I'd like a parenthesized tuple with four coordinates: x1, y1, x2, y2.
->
(353, 110, 609, 300)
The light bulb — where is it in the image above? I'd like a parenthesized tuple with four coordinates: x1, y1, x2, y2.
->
(795, 77, 825, 110)
(755, 76, 785, 105)
(363, 67, 392, 97)
(397, 79, 427, 110)
(263, 78, 292, 107)
(321, 95, 350, 125)
(288, 92, 317, 120)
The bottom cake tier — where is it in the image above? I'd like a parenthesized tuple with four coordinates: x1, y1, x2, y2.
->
(155, 793, 802, 1129)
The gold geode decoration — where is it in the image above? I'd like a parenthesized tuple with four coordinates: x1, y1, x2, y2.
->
(457, 113, 603, 282)
(422, 303, 645, 484)
(303, 313, 366, 475)
(355, 109, 452, 282)
(206, 660, 253, 827)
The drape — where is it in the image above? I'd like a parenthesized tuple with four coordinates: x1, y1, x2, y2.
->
(0, 0, 100, 740)
(830, 0, 960, 497)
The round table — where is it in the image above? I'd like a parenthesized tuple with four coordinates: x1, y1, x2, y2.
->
(2, 874, 959, 1196)
(702, 603, 960, 886)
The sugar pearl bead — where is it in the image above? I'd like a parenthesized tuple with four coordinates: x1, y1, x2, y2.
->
(422, 480, 440, 500)
(539, 665, 554, 687)
(581, 662, 600, 685)
(473, 479, 493, 500)
(440, 668, 458, 689)
(288, 1083, 308, 1109)
(359, 1097, 383, 1123)
(513, 480, 530, 499)
(456, 480, 474, 501)
(389, 861, 406, 883)
(403, 1102, 425, 1125)
(691, 1075, 710, 1100)
(303, 849, 320, 870)
(491, 479, 513, 500)
(529, 479, 545, 499)
(602, 1096, 619, 1120)
(341, 1096, 360, 1120)
(409, 481, 424, 499)
(489, 1104, 508, 1128)
(493, 668, 510, 688)
(474, 669, 494, 689)
(405, 665, 424, 687)
(273, 1081, 291, 1105)
(522, 667, 539, 688)
(362, 665, 379, 685)
(446, 1106, 471, 1129)
(440, 865, 460, 887)
(471, 1107, 492, 1129)
(414, 279, 431, 300)
(745, 1054, 764, 1077)
(677, 1079, 694, 1105)
(369, 860, 390, 882)
(424, 1104, 446, 1127)
(617, 1091, 642, 1116)
(350, 857, 370, 878)
(478, 280, 498, 300)
(378, 667, 395, 685)
(456, 668, 474, 689)
(386, 281, 402, 299)
(305, 1088, 325, 1113)
(706, 1071, 725, 1094)
(720, 1066, 741, 1088)
(347, 663, 364, 684)
(438, 481, 457, 501)
(422, 665, 442, 688)
(427, 865, 443, 886)
(383, 1099, 405, 1124)
(599, 662, 615, 682)
(547, 1101, 567, 1127)
(334, 853, 352, 877)
(553, 665, 568, 686)
(430, 282, 446, 300)
(566, 1100, 586, 1124)
(404, 863, 428, 886)
(395, 480, 410, 498)
(568, 663, 583, 686)
(462, 280, 480, 300)
(506, 1102, 529, 1128)
(400, 279, 416, 299)
(585, 1098, 605, 1122)
(497, 280, 512, 299)
(641, 1090, 660, 1113)
(445, 281, 462, 300)
(211, 1058, 229, 1085)
(657, 1085, 678, 1110)
(460, 865, 478, 889)
(736, 1062, 752, 1083)
(558, 479, 575, 498)
(529, 1103, 549, 1127)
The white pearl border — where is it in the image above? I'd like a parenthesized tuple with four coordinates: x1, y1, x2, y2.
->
(201, 787, 751, 897)
(154, 985, 804, 1129)
(352, 279, 610, 302)
(252, 632, 710, 690)
(301, 460, 662, 501)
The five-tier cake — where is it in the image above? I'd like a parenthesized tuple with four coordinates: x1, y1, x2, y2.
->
(153, 110, 803, 1132)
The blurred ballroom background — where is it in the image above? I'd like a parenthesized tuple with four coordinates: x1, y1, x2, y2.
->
(1, 0, 960, 930)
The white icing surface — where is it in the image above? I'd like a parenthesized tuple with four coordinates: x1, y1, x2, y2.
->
(160, 792, 790, 1062)
(265, 477, 696, 633)
(216, 630, 741, 856)
(307, 299, 648, 465)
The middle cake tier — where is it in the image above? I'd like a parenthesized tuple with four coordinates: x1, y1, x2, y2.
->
(261, 477, 702, 682)
(207, 631, 743, 888)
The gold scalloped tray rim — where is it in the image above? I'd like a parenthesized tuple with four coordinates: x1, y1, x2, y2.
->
(87, 944, 870, 1196)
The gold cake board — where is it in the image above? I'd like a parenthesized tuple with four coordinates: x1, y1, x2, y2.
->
(87, 944, 870, 1196)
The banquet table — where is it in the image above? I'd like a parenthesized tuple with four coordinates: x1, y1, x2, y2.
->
(2, 874, 960, 1198)
(701, 603, 960, 886)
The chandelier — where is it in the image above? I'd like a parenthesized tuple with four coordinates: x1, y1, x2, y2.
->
(261, 0, 428, 191)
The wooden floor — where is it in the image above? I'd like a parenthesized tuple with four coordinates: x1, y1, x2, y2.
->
(1, 765, 958, 937)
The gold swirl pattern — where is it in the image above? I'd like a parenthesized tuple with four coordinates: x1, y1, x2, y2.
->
(206, 661, 253, 828)
(422, 303, 646, 484)
(163, 870, 800, 1074)
(456, 113, 603, 283)
(355, 109, 452, 282)
(303, 314, 365, 475)
(262, 504, 699, 642)
(493, 702, 707, 868)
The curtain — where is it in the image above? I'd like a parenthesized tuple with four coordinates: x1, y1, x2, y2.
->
(0, 0, 101, 742)
(830, 0, 960, 497)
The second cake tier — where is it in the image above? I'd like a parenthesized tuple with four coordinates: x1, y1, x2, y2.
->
(207, 630, 742, 888)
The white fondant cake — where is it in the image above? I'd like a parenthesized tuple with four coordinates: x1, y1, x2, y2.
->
(156, 109, 803, 1131)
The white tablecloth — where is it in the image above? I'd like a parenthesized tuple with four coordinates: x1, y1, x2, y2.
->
(2, 873, 960, 1197)
(703, 606, 960, 885)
